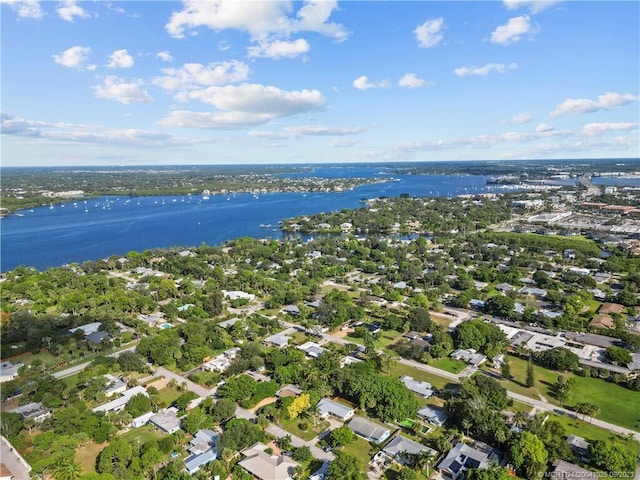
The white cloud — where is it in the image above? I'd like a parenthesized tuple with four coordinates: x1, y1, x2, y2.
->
(52, 46, 92, 69)
(490, 15, 537, 45)
(581, 122, 638, 137)
(107, 49, 134, 69)
(550, 92, 639, 118)
(165, 0, 347, 43)
(535, 122, 553, 132)
(454, 62, 517, 76)
(156, 51, 174, 63)
(2, 112, 198, 149)
(159, 110, 273, 129)
(57, 0, 88, 22)
(153, 60, 250, 90)
(177, 83, 324, 115)
(398, 73, 427, 88)
(353, 75, 387, 90)
(330, 138, 357, 148)
(93, 76, 154, 104)
(1, 0, 43, 19)
(162, 83, 325, 129)
(247, 38, 310, 59)
(249, 125, 364, 139)
(511, 112, 532, 124)
(414, 18, 444, 48)
(503, 0, 560, 14)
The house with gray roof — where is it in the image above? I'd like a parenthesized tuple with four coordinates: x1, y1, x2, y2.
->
(9, 403, 50, 423)
(264, 333, 290, 348)
(417, 406, 448, 427)
(348, 416, 391, 444)
(238, 442, 300, 480)
(400, 376, 433, 398)
(0, 361, 23, 383)
(450, 349, 486, 367)
(68, 322, 102, 336)
(184, 429, 218, 474)
(317, 398, 356, 422)
(297, 341, 326, 358)
(438, 441, 504, 480)
(383, 435, 437, 465)
(549, 460, 598, 479)
(149, 408, 181, 434)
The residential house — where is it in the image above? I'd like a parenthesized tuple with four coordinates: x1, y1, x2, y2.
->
(281, 305, 300, 316)
(0, 361, 23, 383)
(347, 416, 391, 444)
(149, 408, 181, 434)
(340, 355, 363, 368)
(417, 406, 448, 427)
(131, 412, 155, 428)
(222, 290, 255, 302)
(218, 317, 240, 329)
(590, 315, 614, 329)
(599, 303, 626, 316)
(567, 435, 590, 460)
(0, 435, 31, 480)
(518, 286, 548, 298)
(103, 374, 127, 397)
(548, 460, 598, 479)
(450, 349, 486, 367)
(93, 386, 148, 413)
(137, 312, 166, 327)
(68, 322, 102, 336)
(495, 283, 515, 293)
(383, 435, 437, 465)
(184, 429, 218, 474)
(317, 398, 356, 422)
(400, 376, 433, 398)
(276, 385, 303, 399)
(403, 331, 422, 340)
(297, 342, 326, 358)
(238, 442, 300, 480)
(9, 403, 51, 423)
(86, 331, 110, 345)
(263, 333, 290, 349)
(438, 441, 504, 480)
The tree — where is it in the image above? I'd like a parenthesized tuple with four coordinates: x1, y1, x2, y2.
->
(551, 375, 572, 402)
(209, 397, 236, 423)
(397, 468, 420, 480)
(217, 418, 265, 452)
(216, 375, 257, 402)
(501, 355, 512, 379)
(51, 459, 82, 480)
(0, 412, 23, 438)
(605, 346, 633, 366)
(181, 407, 211, 434)
(509, 431, 549, 480)
(465, 466, 512, 480)
(484, 295, 515, 318)
(526, 357, 535, 388)
(538, 347, 580, 371)
(330, 425, 355, 447)
(589, 439, 636, 473)
(287, 393, 311, 420)
(276, 435, 293, 451)
(326, 451, 367, 480)
(126, 393, 152, 418)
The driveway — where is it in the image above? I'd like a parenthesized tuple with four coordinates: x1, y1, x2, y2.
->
(265, 425, 335, 462)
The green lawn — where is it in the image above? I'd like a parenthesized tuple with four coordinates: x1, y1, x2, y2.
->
(119, 424, 166, 445)
(498, 355, 640, 431)
(376, 330, 403, 348)
(389, 363, 457, 391)
(75, 440, 107, 474)
(430, 357, 466, 374)
(340, 437, 373, 471)
(289, 331, 309, 345)
(279, 417, 330, 441)
(156, 386, 182, 407)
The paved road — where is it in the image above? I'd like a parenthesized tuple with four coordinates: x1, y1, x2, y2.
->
(52, 344, 138, 378)
(266, 425, 335, 462)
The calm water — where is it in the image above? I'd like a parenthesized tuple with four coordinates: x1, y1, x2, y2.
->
(2, 163, 638, 271)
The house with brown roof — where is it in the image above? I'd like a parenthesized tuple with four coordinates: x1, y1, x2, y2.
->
(598, 303, 626, 315)
(238, 442, 300, 480)
(589, 315, 614, 329)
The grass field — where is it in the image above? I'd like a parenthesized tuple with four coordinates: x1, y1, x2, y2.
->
(498, 355, 640, 431)
(279, 417, 330, 441)
(430, 357, 467, 374)
(75, 440, 107, 474)
(389, 363, 457, 391)
(156, 386, 182, 407)
(340, 437, 373, 471)
(119, 424, 167, 445)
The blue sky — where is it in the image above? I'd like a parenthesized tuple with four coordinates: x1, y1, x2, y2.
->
(1, 0, 638, 166)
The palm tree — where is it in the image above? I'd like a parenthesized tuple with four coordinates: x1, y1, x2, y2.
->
(51, 459, 82, 480)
